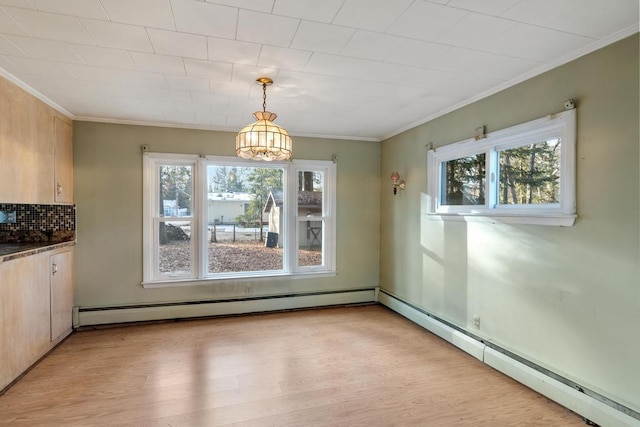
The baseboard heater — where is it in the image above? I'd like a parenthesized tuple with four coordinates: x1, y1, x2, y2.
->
(75, 288, 376, 327)
(377, 288, 639, 427)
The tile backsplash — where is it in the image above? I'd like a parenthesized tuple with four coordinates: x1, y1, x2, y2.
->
(0, 203, 76, 243)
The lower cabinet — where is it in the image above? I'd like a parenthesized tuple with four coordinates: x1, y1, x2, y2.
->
(50, 250, 73, 342)
(0, 247, 73, 391)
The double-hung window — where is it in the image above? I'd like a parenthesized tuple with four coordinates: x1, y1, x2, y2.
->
(427, 109, 576, 226)
(143, 154, 336, 286)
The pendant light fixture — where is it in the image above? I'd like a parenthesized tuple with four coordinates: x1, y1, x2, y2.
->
(236, 77, 292, 161)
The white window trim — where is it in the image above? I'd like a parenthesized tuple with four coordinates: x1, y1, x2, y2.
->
(142, 154, 337, 287)
(426, 109, 577, 226)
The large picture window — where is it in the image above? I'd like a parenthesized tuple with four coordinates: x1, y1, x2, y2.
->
(427, 109, 576, 226)
(143, 155, 336, 286)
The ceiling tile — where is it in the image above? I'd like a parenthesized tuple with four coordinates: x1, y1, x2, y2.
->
(447, 0, 520, 16)
(100, 0, 175, 30)
(237, 9, 299, 47)
(482, 23, 594, 62)
(5, 35, 82, 63)
(63, 62, 123, 83)
(175, 102, 212, 114)
(207, 37, 261, 66)
(257, 45, 311, 71)
(231, 63, 278, 88)
(147, 28, 207, 60)
(184, 57, 233, 80)
(80, 18, 154, 52)
(3, 7, 93, 43)
(501, 0, 583, 26)
(385, 39, 450, 68)
(431, 47, 541, 80)
(165, 74, 210, 92)
(388, 2, 468, 42)
(31, 0, 108, 20)
(0, 8, 29, 36)
(304, 53, 391, 83)
(340, 30, 405, 61)
(63, 63, 170, 89)
(69, 44, 137, 69)
(101, 85, 192, 103)
(170, 0, 237, 39)
(0, 35, 22, 55)
(117, 69, 169, 88)
(166, 110, 197, 124)
(332, 0, 413, 32)
(435, 13, 515, 50)
(130, 52, 185, 75)
(546, 0, 639, 39)
(201, 78, 251, 97)
(272, 0, 342, 23)
(205, 0, 273, 13)
(6, 55, 75, 77)
(290, 20, 353, 54)
(0, 0, 34, 8)
(191, 90, 232, 107)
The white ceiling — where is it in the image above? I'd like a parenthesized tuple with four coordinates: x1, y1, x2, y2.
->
(0, 0, 638, 141)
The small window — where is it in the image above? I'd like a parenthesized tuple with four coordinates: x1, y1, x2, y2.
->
(497, 139, 560, 206)
(427, 109, 576, 226)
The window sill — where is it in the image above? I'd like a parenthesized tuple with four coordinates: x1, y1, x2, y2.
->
(425, 212, 576, 227)
(142, 270, 338, 289)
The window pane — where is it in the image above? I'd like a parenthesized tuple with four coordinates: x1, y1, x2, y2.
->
(298, 220, 322, 267)
(158, 220, 191, 275)
(298, 170, 323, 214)
(499, 139, 561, 205)
(440, 154, 486, 205)
(159, 165, 192, 217)
(206, 166, 284, 274)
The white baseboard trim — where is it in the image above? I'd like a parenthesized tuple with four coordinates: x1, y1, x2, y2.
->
(378, 291, 484, 361)
(76, 289, 375, 327)
(484, 348, 638, 427)
(378, 290, 639, 427)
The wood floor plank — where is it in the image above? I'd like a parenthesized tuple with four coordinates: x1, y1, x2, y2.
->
(0, 305, 583, 426)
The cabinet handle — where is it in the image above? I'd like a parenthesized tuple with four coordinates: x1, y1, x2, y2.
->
(56, 183, 63, 195)
(52, 263, 58, 275)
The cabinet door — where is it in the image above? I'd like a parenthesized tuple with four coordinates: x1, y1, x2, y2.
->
(54, 117, 73, 203)
(0, 78, 55, 203)
(0, 253, 51, 390)
(50, 250, 73, 342)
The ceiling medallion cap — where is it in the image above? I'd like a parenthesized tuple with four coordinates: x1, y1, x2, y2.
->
(256, 77, 273, 86)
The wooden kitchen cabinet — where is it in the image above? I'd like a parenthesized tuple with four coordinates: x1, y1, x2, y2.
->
(0, 76, 72, 204)
(0, 247, 74, 391)
(54, 117, 73, 204)
(0, 252, 52, 391)
(50, 249, 73, 341)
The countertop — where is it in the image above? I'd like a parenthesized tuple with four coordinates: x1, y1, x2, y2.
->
(0, 241, 76, 263)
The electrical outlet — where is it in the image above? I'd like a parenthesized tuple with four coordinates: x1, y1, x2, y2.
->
(472, 315, 481, 329)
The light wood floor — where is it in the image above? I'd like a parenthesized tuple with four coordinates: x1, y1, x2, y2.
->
(0, 305, 584, 426)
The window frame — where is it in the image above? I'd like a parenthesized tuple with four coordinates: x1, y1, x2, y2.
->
(427, 109, 576, 226)
(142, 154, 337, 287)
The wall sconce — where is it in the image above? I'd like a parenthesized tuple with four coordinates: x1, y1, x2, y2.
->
(390, 172, 406, 195)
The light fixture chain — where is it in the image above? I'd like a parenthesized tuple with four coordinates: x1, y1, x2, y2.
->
(262, 83, 267, 112)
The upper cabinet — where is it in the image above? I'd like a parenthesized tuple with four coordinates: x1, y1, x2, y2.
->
(0, 77, 72, 204)
(54, 118, 73, 204)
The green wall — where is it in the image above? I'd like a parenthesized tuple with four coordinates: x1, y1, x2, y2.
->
(73, 123, 379, 307)
(380, 34, 639, 412)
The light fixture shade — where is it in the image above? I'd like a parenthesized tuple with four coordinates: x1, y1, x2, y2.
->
(236, 111, 292, 161)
